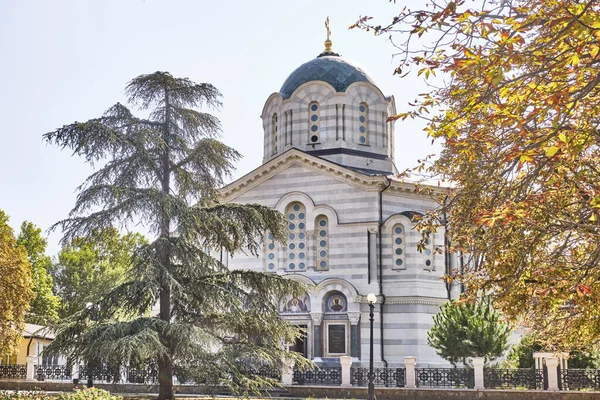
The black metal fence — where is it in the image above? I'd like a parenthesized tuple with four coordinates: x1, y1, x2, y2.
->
(0, 364, 27, 379)
(79, 364, 121, 383)
(559, 368, 600, 391)
(6, 359, 600, 393)
(484, 368, 544, 390)
(243, 366, 282, 381)
(34, 364, 72, 381)
(416, 367, 474, 388)
(127, 363, 158, 384)
(351, 367, 405, 387)
(293, 367, 341, 385)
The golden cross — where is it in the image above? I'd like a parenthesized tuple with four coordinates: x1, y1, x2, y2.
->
(325, 17, 331, 41)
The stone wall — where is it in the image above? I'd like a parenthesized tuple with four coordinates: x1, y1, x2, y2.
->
(1, 381, 600, 400)
(286, 386, 600, 400)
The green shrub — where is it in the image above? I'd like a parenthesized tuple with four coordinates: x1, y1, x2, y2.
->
(0, 388, 121, 400)
(57, 388, 121, 400)
(0, 391, 50, 400)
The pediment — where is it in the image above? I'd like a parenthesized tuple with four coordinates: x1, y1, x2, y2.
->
(218, 149, 388, 203)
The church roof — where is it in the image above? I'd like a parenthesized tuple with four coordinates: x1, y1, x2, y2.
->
(279, 55, 377, 99)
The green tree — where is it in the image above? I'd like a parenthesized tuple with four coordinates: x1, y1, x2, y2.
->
(53, 227, 147, 318)
(0, 210, 33, 359)
(353, 0, 600, 347)
(427, 300, 510, 366)
(17, 221, 60, 325)
(43, 72, 305, 399)
(504, 335, 600, 369)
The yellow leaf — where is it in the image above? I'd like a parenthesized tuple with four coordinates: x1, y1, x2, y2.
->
(571, 53, 580, 66)
(559, 133, 567, 143)
(519, 154, 533, 163)
(544, 146, 560, 157)
(590, 214, 597, 222)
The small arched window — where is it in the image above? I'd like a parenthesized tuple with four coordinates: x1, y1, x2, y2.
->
(308, 102, 320, 144)
(286, 203, 307, 271)
(272, 113, 278, 154)
(358, 103, 368, 145)
(392, 224, 406, 270)
(424, 233, 434, 270)
(315, 215, 329, 271)
(265, 233, 278, 272)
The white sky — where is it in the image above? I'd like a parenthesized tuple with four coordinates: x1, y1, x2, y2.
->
(0, 0, 440, 255)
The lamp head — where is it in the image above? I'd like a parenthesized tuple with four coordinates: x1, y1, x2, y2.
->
(367, 293, 377, 304)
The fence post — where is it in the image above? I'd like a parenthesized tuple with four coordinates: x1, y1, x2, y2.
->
(471, 357, 485, 389)
(281, 356, 294, 386)
(545, 357, 559, 391)
(120, 365, 128, 384)
(72, 363, 80, 385)
(340, 356, 352, 387)
(26, 355, 38, 381)
(404, 356, 416, 389)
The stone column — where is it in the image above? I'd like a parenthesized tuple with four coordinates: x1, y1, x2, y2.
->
(278, 244, 285, 272)
(306, 321, 312, 359)
(368, 227, 378, 283)
(404, 356, 416, 389)
(348, 312, 361, 362)
(546, 357, 560, 391)
(307, 230, 315, 270)
(311, 313, 323, 362)
(26, 355, 38, 381)
(471, 357, 485, 389)
(340, 356, 352, 387)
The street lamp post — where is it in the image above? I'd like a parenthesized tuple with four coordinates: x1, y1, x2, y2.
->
(367, 293, 377, 400)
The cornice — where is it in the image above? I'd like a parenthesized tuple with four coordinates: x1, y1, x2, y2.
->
(387, 179, 452, 198)
(355, 295, 446, 306)
(384, 296, 447, 306)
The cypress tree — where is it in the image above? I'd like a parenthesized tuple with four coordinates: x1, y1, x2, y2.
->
(44, 72, 305, 399)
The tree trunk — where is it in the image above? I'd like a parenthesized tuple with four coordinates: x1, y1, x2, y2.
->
(157, 281, 173, 399)
(158, 84, 174, 400)
(157, 346, 174, 400)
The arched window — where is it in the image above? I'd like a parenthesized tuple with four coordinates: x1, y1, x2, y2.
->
(308, 102, 320, 144)
(272, 113, 278, 154)
(392, 224, 406, 270)
(286, 203, 307, 271)
(265, 233, 278, 272)
(315, 215, 329, 271)
(358, 102, 368, 145)
(424, 233, 434, 270)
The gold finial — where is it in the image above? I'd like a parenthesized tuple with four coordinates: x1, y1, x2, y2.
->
(324, 17, 333, 52)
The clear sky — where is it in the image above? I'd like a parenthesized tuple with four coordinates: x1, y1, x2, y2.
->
(0, 0, 438, 255)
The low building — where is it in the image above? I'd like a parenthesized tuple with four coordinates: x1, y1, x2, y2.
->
(0, 324, 58, 366)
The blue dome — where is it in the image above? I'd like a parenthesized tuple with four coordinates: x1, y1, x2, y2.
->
(279, 56, 377, 99)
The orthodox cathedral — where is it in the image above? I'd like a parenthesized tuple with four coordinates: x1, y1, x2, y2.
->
(218, 26, 457, 367)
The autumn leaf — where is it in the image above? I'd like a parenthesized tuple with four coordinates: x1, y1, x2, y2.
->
(544, 146, 560, 157)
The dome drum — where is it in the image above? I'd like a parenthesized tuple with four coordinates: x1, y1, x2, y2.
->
(261, 50, 397, 175)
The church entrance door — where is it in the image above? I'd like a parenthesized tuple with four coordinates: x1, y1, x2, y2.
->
(289, 325, 308, 357)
